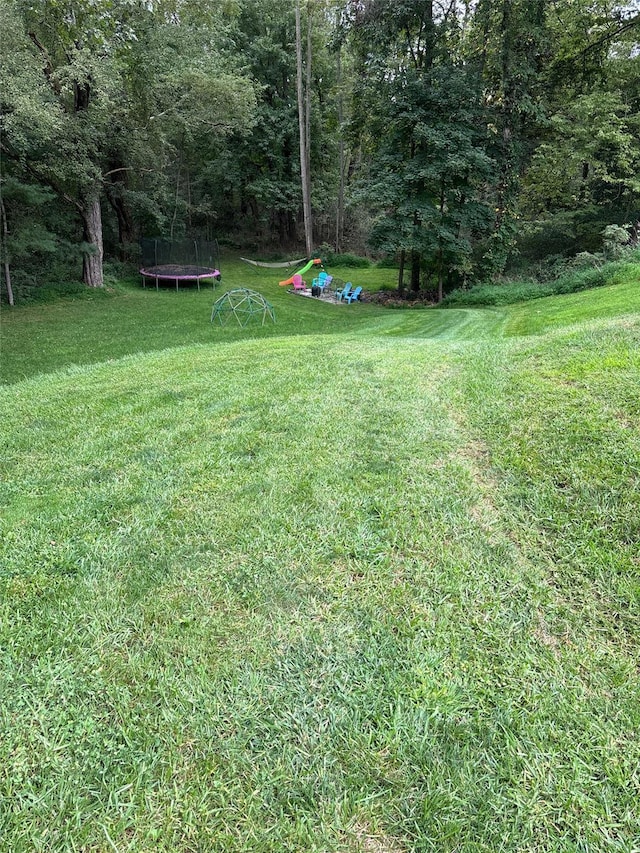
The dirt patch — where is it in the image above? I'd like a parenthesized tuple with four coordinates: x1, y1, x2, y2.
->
(350, 822, 406, 853)
(368, 290, 436, 308)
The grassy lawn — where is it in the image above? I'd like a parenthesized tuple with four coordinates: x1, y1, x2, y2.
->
(0, 258, 400, 385)
(1, 260, 639, 851)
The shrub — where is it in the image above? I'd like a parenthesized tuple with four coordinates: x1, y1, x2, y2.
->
(553, 266, 610, 294)
(602, 225, 631, 259)
(440, 255, 639, 308)
(317, 245, 371, 268)
(375, 256, 400, 269)
(441, 281, 555, 307)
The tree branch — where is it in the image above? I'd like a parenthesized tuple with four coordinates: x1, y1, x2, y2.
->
(101, 166, 155, 179)
(28, 31, 62, 96)
(0, 142, 82, 212)
(559, 13, 640, 64)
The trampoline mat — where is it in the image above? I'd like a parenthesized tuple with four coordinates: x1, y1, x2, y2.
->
(141, 264, 219, 279)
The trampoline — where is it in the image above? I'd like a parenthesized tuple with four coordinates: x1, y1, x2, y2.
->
(140, 238, 221, 291)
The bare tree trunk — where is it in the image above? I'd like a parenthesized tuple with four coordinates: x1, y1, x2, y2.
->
(81, 194, 104, 288)
(411, 204, 421, 292)
(410, 249, 421, 292)
(305, 3, 312, 177)
(104, 167, 135, 258)
(296, 0, 313, 256)
(171, 152, 182, 242)
(437, 180, 446, 303)
(336, 36, 345, 254)
(0, 187, 14, 306)
(398, 249, 406, 296)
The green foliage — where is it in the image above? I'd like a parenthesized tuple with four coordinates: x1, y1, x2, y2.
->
(441, 281, 555, 307)
(361, 63, 495, 294)
(602, 224, 632, 259)
(522, 91, 640, 217)
(21, 278, 95, 303)
(318, 246, 371, 267)
(2, 0, 640, 292)
(441, 255, 640, 307)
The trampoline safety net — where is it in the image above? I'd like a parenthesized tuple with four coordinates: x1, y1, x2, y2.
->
(140, 238, 219, 269)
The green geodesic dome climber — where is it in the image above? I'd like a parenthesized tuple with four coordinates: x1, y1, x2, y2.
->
(210, 289, 276, 327)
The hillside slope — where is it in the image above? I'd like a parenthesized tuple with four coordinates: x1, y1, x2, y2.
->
(1, 280, 639, 851)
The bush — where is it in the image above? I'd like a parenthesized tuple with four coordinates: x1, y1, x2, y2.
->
(602, 225, 632, 260)
(103, 260, 138, 286)
(554, 266, 610, 294)
(375, 256, 400, 269)
(22, 278, 88, 303)
(317, 245, 371, 268)
(441, 281, 555, 307)
(440, 254, 639, 308)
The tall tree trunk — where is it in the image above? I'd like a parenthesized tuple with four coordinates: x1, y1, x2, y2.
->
(398, 249, 406, 295)
(296, 0, 313, 256)
(336, 35, 345, 254)
(171, 151, 182, 242)
(81, 194, 104, 288)
(105, 168, 135, 258)
(410, 248, 421, 293)
(495, 0, 515, 234)
(410, 206, 421, 292)
(0, 187, 14, 306)
(437, 179, 446, 303)
(305, 3, 312, 178)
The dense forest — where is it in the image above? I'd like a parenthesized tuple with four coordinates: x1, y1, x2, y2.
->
(1, 0, 639, 303)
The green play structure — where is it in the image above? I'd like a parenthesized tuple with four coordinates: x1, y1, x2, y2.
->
(211, 289, 276, 327)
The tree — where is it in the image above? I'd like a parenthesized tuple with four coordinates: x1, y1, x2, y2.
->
(191, 0, 340, 251)
(1, 0, 256, 288)
(514, 0, 640, 257)
(0, 173, 61, 304)
(296, 0, 313, 255)
(347, 1, 496, 298)
(466, 0, 550, 275)
(1, 0, 136, 286)
(366, 66, 495, 299)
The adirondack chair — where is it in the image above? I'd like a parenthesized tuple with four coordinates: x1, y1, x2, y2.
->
(320, 274, 333, 291)
(292, 273, 306, 292)
(345, 285, 363, 304)
(335, 281, 352, 301)
(311, 271, 332, 297)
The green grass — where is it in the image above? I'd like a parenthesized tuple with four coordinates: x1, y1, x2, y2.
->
(1, 257, 639, 851)
(0, 258, 398, 384)
(505, 278, 640, 336)
(441, 257, 640, 309)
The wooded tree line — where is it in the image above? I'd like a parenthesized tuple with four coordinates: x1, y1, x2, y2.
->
(1, 0, 639, 303)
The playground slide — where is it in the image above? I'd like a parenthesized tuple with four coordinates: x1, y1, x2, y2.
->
(279, 258, 322, 286)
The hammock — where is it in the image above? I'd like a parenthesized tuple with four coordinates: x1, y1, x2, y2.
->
(240, 256, 308, 269)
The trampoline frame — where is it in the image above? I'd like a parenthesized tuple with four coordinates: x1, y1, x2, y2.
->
(139, 239, 221, 291)
(140, 265, 221, 291)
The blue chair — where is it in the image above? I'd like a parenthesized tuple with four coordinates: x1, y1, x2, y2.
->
(345, 285, 362, 304)
(335, 281, 352, 301)
(312, 271, 328, 289)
